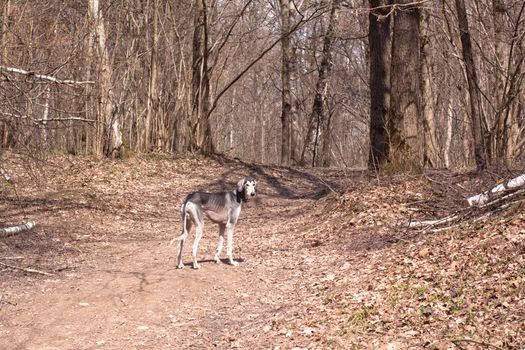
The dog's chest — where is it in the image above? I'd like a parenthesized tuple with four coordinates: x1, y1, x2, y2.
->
(204, 208, 229, 223)
(203, 205, 241, 224)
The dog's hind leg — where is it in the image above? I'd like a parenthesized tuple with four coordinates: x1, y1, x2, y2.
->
(176, 215, 192, 269)
(226, 223, 238, 266)
(214, 224, 226, 264)
(191, 219, 204, 269)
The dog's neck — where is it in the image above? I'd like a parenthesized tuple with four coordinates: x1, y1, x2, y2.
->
(234, 188, 245, 204)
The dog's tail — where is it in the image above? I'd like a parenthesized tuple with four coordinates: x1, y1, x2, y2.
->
(170, 201, 189, 245)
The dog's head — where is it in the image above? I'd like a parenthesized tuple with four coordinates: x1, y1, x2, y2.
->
(237, 177, 257, 200)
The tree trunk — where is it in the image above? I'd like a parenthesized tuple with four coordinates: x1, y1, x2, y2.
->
(444, 98, 453, 168)
(419, 8, 440, 168)
(0, 0, 7, 65)
(279, 0, 297, 166)
(455, 0, 486, 170)
(190, 0, 213, 154)
(1, 0, 10, 148)
(145, 0, 159, 152)
(368, 0, 392, 170)
(305, 0, 339, 168)
(89, 0, 121, 158)
(389, 1, 423, 169)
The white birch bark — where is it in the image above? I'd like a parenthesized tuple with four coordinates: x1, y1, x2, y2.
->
(0, 221, 36, 237)
(0, 65, 94, 84)
(444, 99, 453, 168)
(467, 174, 525, 206)
(89, 0, 121, 157)
(0, 167, 12, 182)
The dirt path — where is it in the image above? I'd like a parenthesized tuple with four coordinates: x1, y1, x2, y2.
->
(5, 157, 523, 349)
(1, 157, 352, 349)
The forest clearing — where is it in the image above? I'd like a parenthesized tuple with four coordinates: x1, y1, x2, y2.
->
(1, 154, 524, 349)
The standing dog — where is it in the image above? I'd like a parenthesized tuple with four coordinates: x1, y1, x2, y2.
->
(171, 177, 257, 269)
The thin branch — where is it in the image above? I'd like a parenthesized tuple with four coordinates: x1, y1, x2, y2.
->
(0, 111, 96, 125)
(207, 7, 327, 119)
(0, 262, 54, 277)
(209, 0, 255, 63)
(0, 65, 94, 85)
(452, 338, 506, 350)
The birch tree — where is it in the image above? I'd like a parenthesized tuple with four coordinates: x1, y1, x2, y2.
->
(306, 0, 340, 167)
(88, 0, 122, 157)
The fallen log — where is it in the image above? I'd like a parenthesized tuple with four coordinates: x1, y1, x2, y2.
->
(467, 174, 525, 206)
(0, 221, 36, 238)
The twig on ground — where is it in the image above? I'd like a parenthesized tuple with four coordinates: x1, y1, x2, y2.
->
(0, 256, 24, 260)
(317, 176, 340, 196)
(452, 338, 506, 350)
(0, 262, 54, 276)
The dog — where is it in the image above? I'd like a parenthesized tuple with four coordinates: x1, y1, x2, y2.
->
(171, 177, 257, 269)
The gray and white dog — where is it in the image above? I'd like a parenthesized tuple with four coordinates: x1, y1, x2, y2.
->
(171, 177, 257, 269)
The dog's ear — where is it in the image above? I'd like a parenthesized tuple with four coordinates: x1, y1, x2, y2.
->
(236, 178, 245, 193)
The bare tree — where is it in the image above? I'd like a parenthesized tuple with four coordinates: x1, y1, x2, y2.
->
(300, 0, 341, 167)
(455, 0, 486, 170)
(143, 0, 159, 152)
(420, 7, 441, 168)
(89, 0, 122, 157)
(190, 0, 213, 154)
(388, 1, 422, 169)
(368, 0, 392, 170)
(279, 0, 300, 166)
(0, 0, 10, 148)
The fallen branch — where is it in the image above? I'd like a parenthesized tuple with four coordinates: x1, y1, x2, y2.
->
(0, 111, 96, 125)
(477, 188, 525, 210)
(406, 211, 462, 229)
(406, 188, 525, 232)
(467, 174, 525, 206)
(452, 338, 506, 350)
(0, 262, 54, 276)
(0, 167, 12, 182)
(0, 221, 36, 238)
(0, 65, 94, 85)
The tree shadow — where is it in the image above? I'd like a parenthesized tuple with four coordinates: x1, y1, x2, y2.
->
(208, 155, 363, 201)
(177, 257, 246, 269)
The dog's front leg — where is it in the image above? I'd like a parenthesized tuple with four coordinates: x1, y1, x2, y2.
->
(225, 223, 238, 266)
(215, 224, 225, 264)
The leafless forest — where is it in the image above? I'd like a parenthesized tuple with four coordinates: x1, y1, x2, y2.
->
(0, 0, 524, 169)
(2, 1, 525, 347)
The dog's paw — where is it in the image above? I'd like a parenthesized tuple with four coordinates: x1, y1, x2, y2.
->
(192, 263, 201, 269)
(229, 260, 239, 266)
(177, 264, 185, 269)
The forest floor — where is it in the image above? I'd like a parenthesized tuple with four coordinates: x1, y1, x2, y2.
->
(0, 154, 524, 350)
